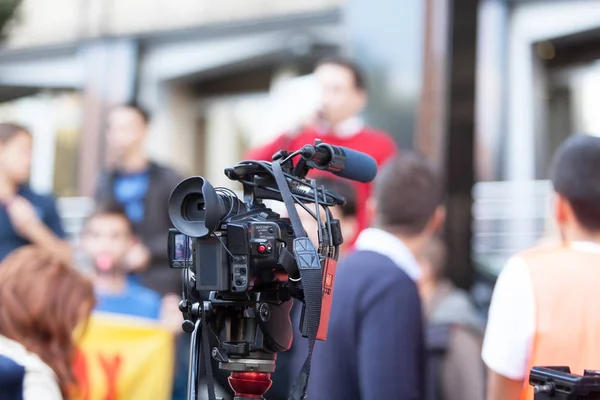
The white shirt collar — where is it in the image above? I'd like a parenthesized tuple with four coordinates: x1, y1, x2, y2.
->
(317, 116, 364, 139)
(354, 228, 422, 281)
(570, 241, 600, 253)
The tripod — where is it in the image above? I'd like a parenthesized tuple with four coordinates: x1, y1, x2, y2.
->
(185, 292, 293, 400)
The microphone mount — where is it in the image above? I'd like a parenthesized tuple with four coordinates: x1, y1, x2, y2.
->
(299, 141, 347, 175)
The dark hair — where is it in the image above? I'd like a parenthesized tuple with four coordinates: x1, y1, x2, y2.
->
(86, 203, 135, 233)
(0, 246, 95, 397)
(374, 153, 443, 236)
(316, 55, 366, 90)
(0, 122, 31, 143)
(113, 102, 151, 125)
(422, 236, 447, 281)
(315, 176, 357, 218)
(550, 134, 600, 232)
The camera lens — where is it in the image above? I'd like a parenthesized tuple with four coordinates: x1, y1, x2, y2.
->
(169, 176, 246, 238)
(182, 194, 206, 221)
(235, 279, 243, 286)
(239, 268, 247, 275)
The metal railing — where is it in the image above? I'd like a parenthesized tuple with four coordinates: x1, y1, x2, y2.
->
(56, 196, 95, 245)
(472, 180, 553, 275)
(56, 180, 554, 277)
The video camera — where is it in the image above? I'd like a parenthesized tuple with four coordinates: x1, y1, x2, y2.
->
(530, 367, 600, 399)
(167, 141, 377, 400)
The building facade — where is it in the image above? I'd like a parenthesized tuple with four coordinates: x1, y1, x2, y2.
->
(3, 0, 600, 279)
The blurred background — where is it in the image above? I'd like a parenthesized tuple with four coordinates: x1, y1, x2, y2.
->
(2, 0, 600, 336)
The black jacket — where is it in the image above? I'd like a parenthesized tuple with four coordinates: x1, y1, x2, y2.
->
(95, 162, 183, 296)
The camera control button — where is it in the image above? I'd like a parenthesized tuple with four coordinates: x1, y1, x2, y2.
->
(257, 244, 267, 254)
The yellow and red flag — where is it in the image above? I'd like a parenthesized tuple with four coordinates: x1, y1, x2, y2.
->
(72, 312, 175, 400)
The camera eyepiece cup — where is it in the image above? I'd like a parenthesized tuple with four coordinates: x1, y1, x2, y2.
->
(168, 176, 224, 238)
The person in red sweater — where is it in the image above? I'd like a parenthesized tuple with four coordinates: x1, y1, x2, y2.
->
(245, 56, 398, 244)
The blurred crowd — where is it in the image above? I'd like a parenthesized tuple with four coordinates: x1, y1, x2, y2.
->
(0, 55, 599, 400)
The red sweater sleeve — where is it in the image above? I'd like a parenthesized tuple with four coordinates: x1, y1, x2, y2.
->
(244, 135, 293, 161)
(375, 130, 399, 166)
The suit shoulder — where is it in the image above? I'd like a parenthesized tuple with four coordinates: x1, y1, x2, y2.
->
(339, 250, 412, 287)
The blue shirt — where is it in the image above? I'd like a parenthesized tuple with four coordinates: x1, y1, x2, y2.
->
(113, 171, 150, 224)
(95, 281, 162, 320)
(0, 186, 66, 262)
(0, 355, 24, 400)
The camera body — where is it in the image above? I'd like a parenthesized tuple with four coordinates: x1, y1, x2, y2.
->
(165, 142, 377, 400)
(169, 210, 296, 293)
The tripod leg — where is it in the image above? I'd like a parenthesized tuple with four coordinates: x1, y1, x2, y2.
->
(187, 320, 202, 400)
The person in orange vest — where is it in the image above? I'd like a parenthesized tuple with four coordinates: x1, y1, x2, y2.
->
(482, 134, 600, 400)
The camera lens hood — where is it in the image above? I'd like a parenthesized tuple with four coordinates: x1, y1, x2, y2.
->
(168, 176, 222, 238)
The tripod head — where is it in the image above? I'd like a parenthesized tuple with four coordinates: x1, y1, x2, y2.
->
(530, 367, 600, 399)
(184, 292, 292, 400)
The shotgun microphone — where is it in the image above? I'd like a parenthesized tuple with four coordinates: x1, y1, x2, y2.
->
(300, 143, 378, 183)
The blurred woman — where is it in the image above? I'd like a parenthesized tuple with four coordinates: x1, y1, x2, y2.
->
(0, 246, 95, 399)
(0, 123, 71, 263)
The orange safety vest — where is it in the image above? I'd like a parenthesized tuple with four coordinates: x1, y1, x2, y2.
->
(519, 242, 600, 400)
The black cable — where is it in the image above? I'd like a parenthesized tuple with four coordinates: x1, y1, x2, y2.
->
(235, 178, 322, 221)
(235, 159, 313, 190)
(214, 234, 234, 259)
(281, 149, 303, 164)
(215, 187, 238, 219)
(313, 181, 325, 250)
(233, 159, 338, 208)
(324, 204, 334, 248)
(295, 198, 319, 221)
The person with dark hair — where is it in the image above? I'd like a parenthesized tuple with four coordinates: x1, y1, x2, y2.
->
(0, 123, 71, 263)
(482, 134, 600, 400)
(298, 175, 359, 256)
(0, 246, 95, 399)
(307, 153, 445, 399)
(95, 103, 183, 297)
(244, 56, 398, 246)
(280, 176, 359, 396)
(417, 236, 485, 400)
(80, 204, 162, 319)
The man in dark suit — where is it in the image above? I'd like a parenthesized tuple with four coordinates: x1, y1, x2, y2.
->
(307, 153, 445, 400)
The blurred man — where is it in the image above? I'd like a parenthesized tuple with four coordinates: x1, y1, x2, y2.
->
(0, 123, 70, 263)
(307, 153, 445, 400)
(81, 204, 161, 319)
(482, 135, 600, 400)
(95, 103, 182, 297)
(418, 236, 485, 400)
(245, 56, 398, 244)
(95, 103, 187, 400)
